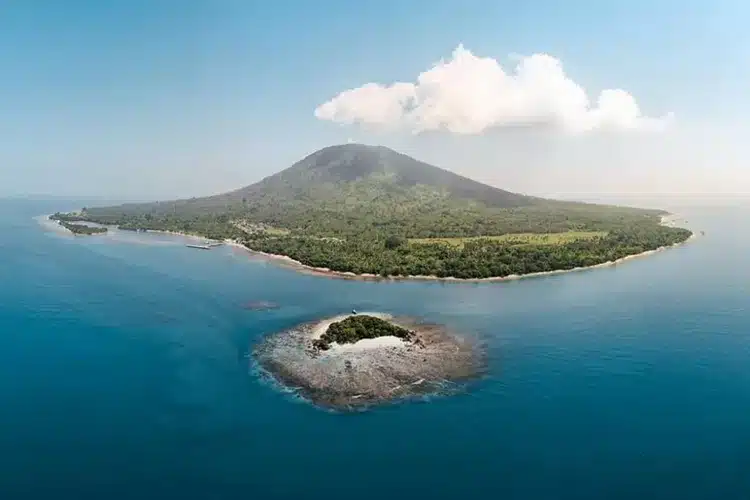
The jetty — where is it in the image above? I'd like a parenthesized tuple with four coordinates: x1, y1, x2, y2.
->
(186, 241, 223, 250)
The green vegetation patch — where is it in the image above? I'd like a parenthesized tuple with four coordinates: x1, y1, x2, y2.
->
(408, 231, 606, 248)
(312, 315, 415, 350)
(263, 227, 292, 236)
(232, 220, 291, 236)
(55, 219, 108, 235)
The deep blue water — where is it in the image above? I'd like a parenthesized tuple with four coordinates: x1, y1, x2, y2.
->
(1, 199, 749, 499)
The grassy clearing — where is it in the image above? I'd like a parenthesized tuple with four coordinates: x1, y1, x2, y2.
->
(263, 227, 291, 236)
(232, 220, 291, 236)
(408, 231, 606, 248)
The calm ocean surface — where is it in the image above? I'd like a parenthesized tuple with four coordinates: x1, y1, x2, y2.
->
(1, 199, 748, 499)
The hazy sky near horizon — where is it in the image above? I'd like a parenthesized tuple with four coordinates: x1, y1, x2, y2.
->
(2, 1, 750, 201)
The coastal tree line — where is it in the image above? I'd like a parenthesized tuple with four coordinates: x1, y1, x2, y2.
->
(51, 211, 692, 279)
(243, 224, 692, 279)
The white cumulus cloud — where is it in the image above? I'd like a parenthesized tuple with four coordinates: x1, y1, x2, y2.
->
(314, 45, 671, 135)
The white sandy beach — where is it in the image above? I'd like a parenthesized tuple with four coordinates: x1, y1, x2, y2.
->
(34, 214, 73, 236)
(308, 312, 392, 339)
(329, 336, 407, 352)
(306, 312, 408, 353)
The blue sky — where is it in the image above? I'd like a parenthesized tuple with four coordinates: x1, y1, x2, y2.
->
(2, 1, 749, 200)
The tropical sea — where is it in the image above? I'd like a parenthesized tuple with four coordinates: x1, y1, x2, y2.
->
(1, 198, 749, 499)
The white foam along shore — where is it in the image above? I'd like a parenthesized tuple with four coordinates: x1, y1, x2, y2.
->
(228, 213, 698, 283)
(254, 312, 480, 409)
(35, 214, 73, 235)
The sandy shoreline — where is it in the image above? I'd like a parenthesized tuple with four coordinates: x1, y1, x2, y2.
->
(231, 215, 698, 283)
(308, 312, 392, 339)
(35, 215, 72, 235)
(308, 312, 410, 352)
(38, 215, 222, 241)
(41, 212, 698, 284)
(238, 237, 697, 284)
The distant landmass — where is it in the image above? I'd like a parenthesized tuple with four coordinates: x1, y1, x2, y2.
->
(52, 144, 692, 279)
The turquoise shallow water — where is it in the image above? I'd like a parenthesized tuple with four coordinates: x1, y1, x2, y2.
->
(1, 199, 749, 499)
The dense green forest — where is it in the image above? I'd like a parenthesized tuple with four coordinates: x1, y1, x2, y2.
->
(51, 144, 693, 279)
(313, 315, 414, 350)
(244, 224, 692, 279)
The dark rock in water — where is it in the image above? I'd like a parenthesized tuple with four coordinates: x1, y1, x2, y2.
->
(253, 313, 484, 411)
(243, 300, 280, 311)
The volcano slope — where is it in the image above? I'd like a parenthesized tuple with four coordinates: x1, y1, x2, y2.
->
(55, 144, 692, 279)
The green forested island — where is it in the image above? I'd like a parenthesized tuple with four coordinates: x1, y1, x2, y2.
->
(52, 144, 692, 279)
(313, 315, 414, 350)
